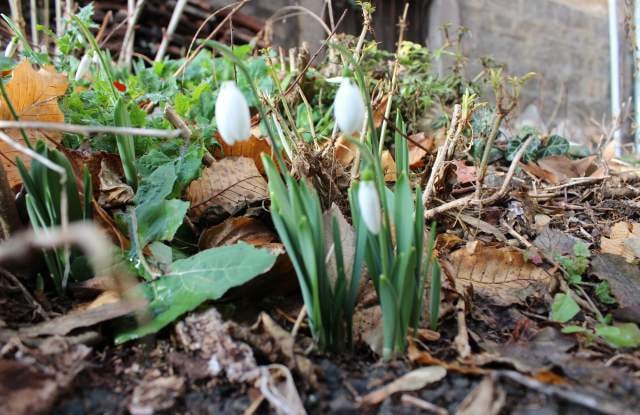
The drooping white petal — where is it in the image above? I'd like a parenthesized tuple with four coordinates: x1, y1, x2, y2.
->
(75, 53, 92, 82)
(358, 180, 381, 234)
(215, 81, 251, 146)
(333, 78, 365, 136)
(4, 38, 17, 58)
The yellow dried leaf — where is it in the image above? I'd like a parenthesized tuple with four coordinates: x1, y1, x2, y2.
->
(0, 60, 68, 187)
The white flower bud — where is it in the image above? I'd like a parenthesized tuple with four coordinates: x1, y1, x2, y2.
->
(333, 78, 365, 136)
(215, 81, 251, 145)
(358, 180, 381, 234)
(4, 38, 17, 58)
(75, 53, 92, 82)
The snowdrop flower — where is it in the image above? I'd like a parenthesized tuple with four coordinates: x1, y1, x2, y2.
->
(75, 52, 92, 82)
(358, 171, 381, 234)
(333, 77, 365, 136)
(4, 38, 17, 58)
(215, 81, 251, 145)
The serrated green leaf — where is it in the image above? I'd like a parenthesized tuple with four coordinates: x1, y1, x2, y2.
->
(115, 242, 278, 343)
(551, 293, 580, 323)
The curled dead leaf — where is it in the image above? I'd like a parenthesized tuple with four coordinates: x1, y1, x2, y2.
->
(198, 216, 276, 249)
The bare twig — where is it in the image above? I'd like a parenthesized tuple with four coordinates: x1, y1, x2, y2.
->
(163, 105, 192, 140)
(453, 298, 471, 359)
(155, 0, 189, 62)
(29, 0, 38, 45)
(0, 120, 183, 139)
(174, 0, 250, 78)
(401, 395, 449, 415)
(377, 3, 409, 155)
(118, 0, 146, 67)
(9, 0, 26, 41)
(424, 135, 536, 219)
(290, 305, 307, 339)
(423, 104, 461, 207)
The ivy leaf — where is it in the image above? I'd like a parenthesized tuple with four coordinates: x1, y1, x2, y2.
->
(115, 242, 278, 343)
(551, 293, 580, 323)
(540, 135, 570, 158)
(595, 323, 640, 348)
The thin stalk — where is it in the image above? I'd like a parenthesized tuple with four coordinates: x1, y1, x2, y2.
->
(377, 3, 409, 156)
(474, 110, 504, 199)
(154, 0, 188, 62)
(29, 0, 38, 45)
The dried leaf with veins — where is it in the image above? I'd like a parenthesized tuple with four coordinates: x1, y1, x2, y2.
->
(0, 60, 68, 187)
(445, 242, 556, 306)
(186, 156, 268, 222)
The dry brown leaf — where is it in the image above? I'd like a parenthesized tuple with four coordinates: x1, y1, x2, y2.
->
(213, 135, 273, 175)
(19, 299, 144, 338)
(0, 60, 68, 187)
(97, 159, 134, 208)
(381, 149, 396, 182)
(408, 341, 487, 375)
(361, 366, 447, 406)
(407, 132, 435, 169)
(186, 156, 268, 221)
(600, 221, 640, 262)
(447, 242, 556, 305)
(198, 216, 276, 249)
(451, 160, 477, 184)
(372, 95, 388, 128)
(523, 155, 603, 185)
(334, 135, 357, 166)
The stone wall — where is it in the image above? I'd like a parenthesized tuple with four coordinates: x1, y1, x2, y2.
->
(454, 0, 618, 130)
